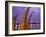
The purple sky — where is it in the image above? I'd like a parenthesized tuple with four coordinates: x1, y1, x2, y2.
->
(12, 6, 40, 23)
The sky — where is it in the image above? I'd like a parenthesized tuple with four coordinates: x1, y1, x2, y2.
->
(12, 6, 40, 23)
